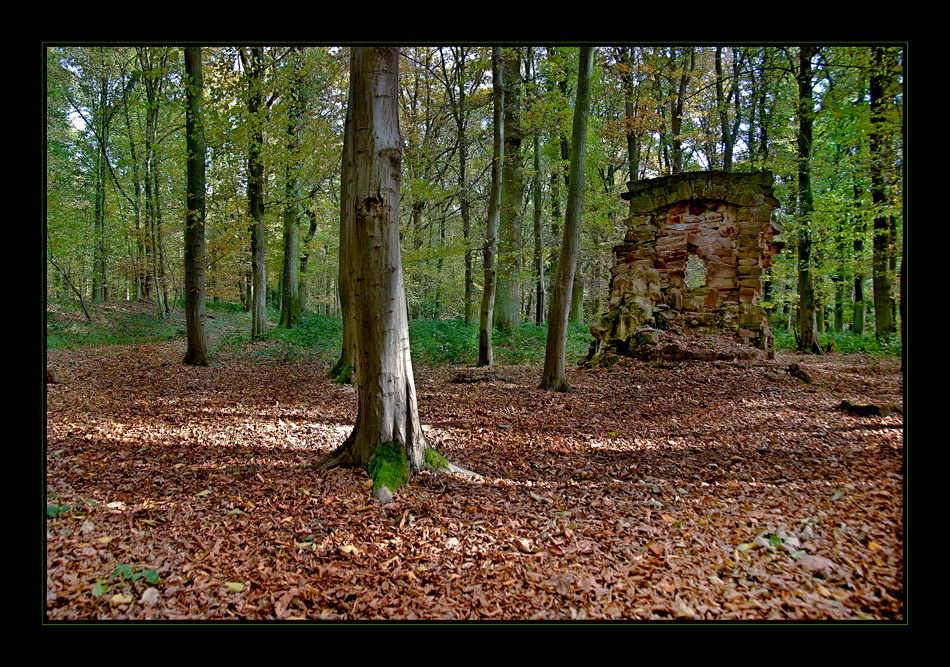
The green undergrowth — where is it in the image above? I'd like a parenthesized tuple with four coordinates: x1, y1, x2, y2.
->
(408, 319, 592, 366)
(46, 300, 183, 349)
(255, 314, 592, 367)
(46, 298, 594, 368)
(251, 313, 343, 363)
(772, 326, 902, 356)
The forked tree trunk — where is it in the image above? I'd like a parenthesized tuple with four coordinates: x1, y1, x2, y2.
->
(539, 46, 594, 392)
(477, 47, 504, 368)
(244, 47, 268, 340)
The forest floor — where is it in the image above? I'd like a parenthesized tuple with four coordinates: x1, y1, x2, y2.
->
(44, 310, 905, 623)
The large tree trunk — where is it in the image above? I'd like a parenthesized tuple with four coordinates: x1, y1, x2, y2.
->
(539, 47, 594, 392)
(478, 47, 504, 368)
(182, 46, 212, 367)
(317, 47, 427, 499)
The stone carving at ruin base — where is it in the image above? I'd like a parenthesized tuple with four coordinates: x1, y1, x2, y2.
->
(585, 170, 783, 366)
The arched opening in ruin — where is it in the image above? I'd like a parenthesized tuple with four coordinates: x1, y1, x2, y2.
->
(684, 253, 707, 289)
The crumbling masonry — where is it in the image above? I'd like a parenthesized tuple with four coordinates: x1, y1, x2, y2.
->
(586, 170, 784, 364)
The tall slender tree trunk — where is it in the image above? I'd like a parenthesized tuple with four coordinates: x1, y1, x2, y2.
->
(870, 46, 894, 340)
(455, 53, 475, 326)
(715, 46, 738, 173)
(539, 47, 594, 392)
(140, 46, 169, 316)
(299, 189, 320, 316)
(496, 47, 523, 331)
(620, 46, 641, 185)
(669, 47, 694, 175)
(478, 48, 504, 368)
(243, 47, 268, 340)
(852, 180, 866, 334)
(329, 72, 357, 383)
(533, 127, 545, 325)
(439, 47, 477, 326)
(280, 49, 306, 328)
(182, 46, 212, 367)
(92, 71, 109, 302)
(461, 133, 474, 325)
(796, 45, 821, 353)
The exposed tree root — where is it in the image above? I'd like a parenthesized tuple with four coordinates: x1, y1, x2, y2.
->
(317, 439, 482, 504)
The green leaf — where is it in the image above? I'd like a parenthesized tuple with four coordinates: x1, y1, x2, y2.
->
(92, 582, 106, 596)
(144, 569, 159, 584)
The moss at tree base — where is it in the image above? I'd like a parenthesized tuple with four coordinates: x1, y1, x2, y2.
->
(368, 441, 408, 494)
(331, 364, 355, 384)
(423, 447, 449, 472)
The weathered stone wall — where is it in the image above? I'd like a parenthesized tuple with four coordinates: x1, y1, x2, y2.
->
(587, 170, 783, 364)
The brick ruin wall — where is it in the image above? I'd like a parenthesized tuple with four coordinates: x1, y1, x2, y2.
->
(587, 170, 784, 364)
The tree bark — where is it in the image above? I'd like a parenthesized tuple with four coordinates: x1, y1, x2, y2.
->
(441, 47, 475, 326)
(330, 75, 357, 383)
(669, 47, 694, 175)
(796, 45, 822, 354)
(870, 46, 894, 340)
(478, 47, 504, 368)
(318, 47, 432, 497)
(852, 180, 866, 334)
(182, 46, 212, 367)
(496, 47, 523, 331)
(243, 47, 268, 340)
(539, 47, 594, 392)
(533, 124, 545, 325)
(280, 49, 306, 328)
(715, 46, 740, 173)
